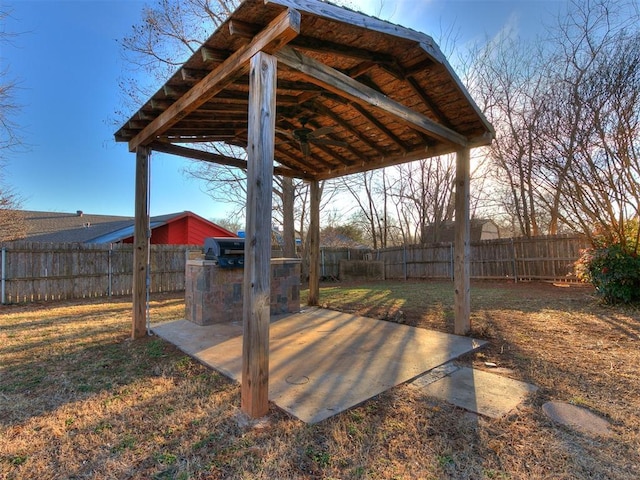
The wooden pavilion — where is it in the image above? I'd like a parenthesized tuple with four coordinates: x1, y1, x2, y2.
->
(115, 0, 494, 418)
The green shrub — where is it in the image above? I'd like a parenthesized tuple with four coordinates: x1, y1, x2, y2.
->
(576, 244, 640, 304)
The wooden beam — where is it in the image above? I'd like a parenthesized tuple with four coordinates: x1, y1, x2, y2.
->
(406, 75, 454, 128)
(132, 146, 150, 340)
(309, 101, 387, 156)
(454, 147, 471, 335)
(180, 68, 209, 82)
(229, 19, 261, 38)
(290, 35, 395, 65)
(347, 60, 377, 78)
(350, 103, 410, 152)
(314, 133, 492, 180)
(128, 8, 301, 152)
(149, 141, 312, 180)
(157, 135, 238, 143)
(310, 141, 353, 167)
(163, 84, 185, 98)
(273, 146, 319, 175)
(242, 51, 277, 419)
(315, 144, 440, 180)
(266, 0, 446, 63)
(307, 179, 320, 306)
(201, 47, 232, 63)
(275, 46, 468, 147)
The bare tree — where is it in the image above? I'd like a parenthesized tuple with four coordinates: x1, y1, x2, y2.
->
(0, 7, 25, 241)
(469, 31, 550, 237)
(341, 170, 390, 249)
(0, 9, 20, 153)
(390, 157, 456, 244)
(539, 0, 640, 248)
(117, 0, 238, 112)
(465, 0, 640, 244)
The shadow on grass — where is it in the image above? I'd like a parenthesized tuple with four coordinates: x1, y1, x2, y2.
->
(304, 279, 639, 479)
(2, 285, 639, 479)
(0, 295, 186, 423)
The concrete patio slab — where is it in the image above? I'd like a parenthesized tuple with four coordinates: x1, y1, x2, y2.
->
(416, 366, 538, 418)
(152, 307, 485, 423)
(542, 401, 613, 436)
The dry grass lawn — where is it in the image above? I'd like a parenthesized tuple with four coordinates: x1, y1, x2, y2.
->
(1, 280, 639, 479)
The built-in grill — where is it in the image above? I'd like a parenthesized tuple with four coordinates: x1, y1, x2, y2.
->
(204, 237, 245, 268)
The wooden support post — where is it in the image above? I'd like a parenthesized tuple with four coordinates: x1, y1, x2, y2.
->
(454, 147, 471, 335)
(307, 180, 320, 305)
(241, 51, 276, 419)
(132, 146, 151, 339)
(282, 177, 296, 258)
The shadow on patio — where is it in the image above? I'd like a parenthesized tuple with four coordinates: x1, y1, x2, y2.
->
(152, 308, 485, 423)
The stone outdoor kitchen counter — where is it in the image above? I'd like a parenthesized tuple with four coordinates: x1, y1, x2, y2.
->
(185, 258, 301, 325)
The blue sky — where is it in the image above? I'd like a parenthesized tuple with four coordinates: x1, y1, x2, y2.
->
(1, 0, 564, 220)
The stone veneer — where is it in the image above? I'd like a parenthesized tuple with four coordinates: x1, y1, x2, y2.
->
(185, 258, 301, 325)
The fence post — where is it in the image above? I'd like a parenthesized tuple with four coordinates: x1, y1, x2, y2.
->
(108, 244, 113, 297)
(511, 238, 518, 283)
(403, 244, 407, 280)
(1, 247, 6, 304)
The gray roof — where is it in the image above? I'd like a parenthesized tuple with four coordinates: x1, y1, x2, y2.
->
(19, 210, 184, 244)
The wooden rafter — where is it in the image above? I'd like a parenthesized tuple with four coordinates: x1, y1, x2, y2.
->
(308, 100, 388, 157)
(275, 46, 468, 147)
(201, 47, 232, 63)
(314, 142, 461, 181)
(405, 76, 454, 128)
(150, 141, 313, 180)
(290, 35, 396, 65)
(128, 8, 301, 152)
(350, 103, 410, 153)
(273, 147, 319, 175)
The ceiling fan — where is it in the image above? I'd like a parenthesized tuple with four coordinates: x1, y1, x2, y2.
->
(276, 117, 346, 157)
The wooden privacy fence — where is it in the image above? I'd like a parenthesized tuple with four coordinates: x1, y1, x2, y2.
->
(314, 235, 589, 282)
(0, 241, 196, 304)
(379, 234, 590, 282)
(0, 235, 589, 304)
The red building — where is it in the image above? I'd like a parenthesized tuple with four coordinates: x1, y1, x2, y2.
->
(120, 212, 236, 245)
(19, 210, 236, 244)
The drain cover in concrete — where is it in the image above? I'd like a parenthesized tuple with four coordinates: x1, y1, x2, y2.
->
(542, 401, 612, 436)
(417, 367, 537, 418)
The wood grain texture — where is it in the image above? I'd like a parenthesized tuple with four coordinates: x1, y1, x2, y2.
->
(149, 141, 312, 180)
(307, 180, 320, 305)
(454, 148, 470, 335)
(132, 146, 150, 339)
(128, 8, 300, 152)
(275, 46, 468, 147)
(266, 0, 446, 63)
(241, 51, 277, 418)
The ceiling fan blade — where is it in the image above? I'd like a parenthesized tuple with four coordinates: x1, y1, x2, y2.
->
(311, 138, 347, 147)
(300, 141, 311, 157)
(275, 127, 296, 140)
(307, 126, 334, 139)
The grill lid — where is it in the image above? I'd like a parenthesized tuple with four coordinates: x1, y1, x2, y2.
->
(204, 237, 245, 264)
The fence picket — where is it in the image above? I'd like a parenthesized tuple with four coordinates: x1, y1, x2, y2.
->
(0, 235, 590, 304)
(0, 241, 199, 304)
